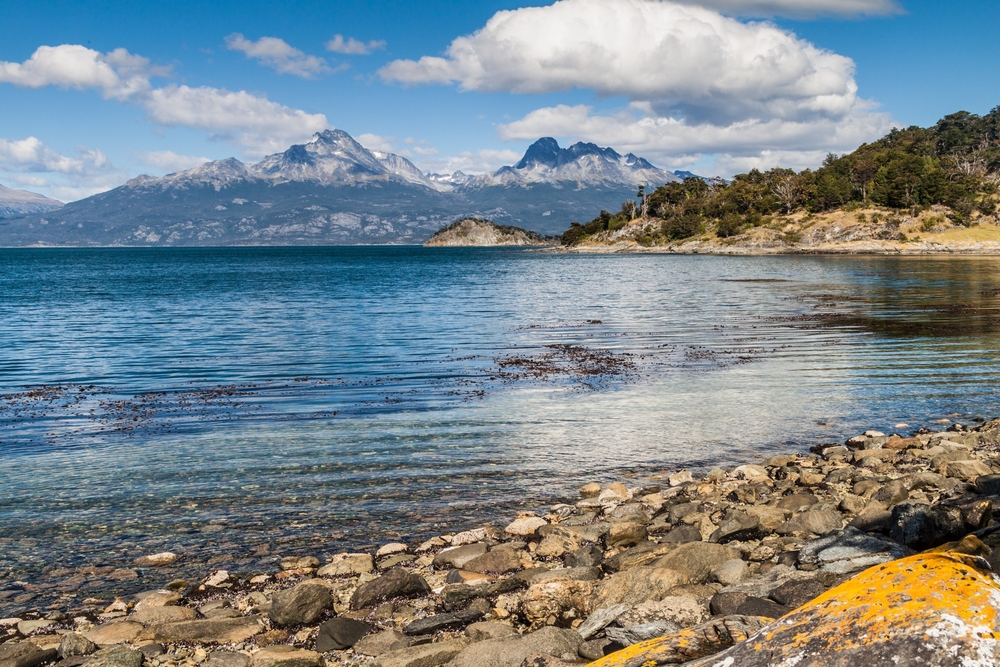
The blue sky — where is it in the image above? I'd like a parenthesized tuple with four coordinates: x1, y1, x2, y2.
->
(1, 0, 998, 201)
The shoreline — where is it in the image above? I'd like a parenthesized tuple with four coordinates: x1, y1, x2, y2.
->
(5, 417, 1000, 665)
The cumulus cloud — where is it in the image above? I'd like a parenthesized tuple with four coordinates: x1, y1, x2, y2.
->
(416, 148, 523, 175)
(0, 136, 125, 201)
(326, 35, 386, 55)
(677, 0, 902, 18)
(225, 34, 331, 78)
(356, 133, 397, 152)
(0, 45, 159, 100)
(381, 0, 897, 175)
(135, 150, 211, 173)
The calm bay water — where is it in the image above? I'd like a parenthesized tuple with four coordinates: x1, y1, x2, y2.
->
(3, 247, 1000, 610)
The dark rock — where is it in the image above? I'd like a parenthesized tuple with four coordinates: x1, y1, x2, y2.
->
(735, 597, 790, 619)
(976, 474, 1000, 496)
(269, 581, 333, 627)
(440, 576, 526, 612)
(710, 591, 749, 616)
(350, 568, 431, 611)
(888, 503, 966, 550)
(563, 545, 603, 568)
(776, 551, 799, 567)
(798, 527, 914, 574)
(432, 544, 488, 570)
(775, 493, 818, 512)
(402, 609, 483, 636)
(59, 635, 97, 659)
(769, 579, 829, 609)
(709, 513, 761, 544)
(448, 626, 582, 667)
(464, 547, 522, 575)
(81, 647, 143, 667)
(0, 644, 59, 667)
(659, 525, 702, 544)
(315, 618, 373, 651)
(577, 638, 614, 661)
(653, 542, 740, 584)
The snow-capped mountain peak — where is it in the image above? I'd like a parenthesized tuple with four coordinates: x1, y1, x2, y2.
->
(0, 183, 64, 217)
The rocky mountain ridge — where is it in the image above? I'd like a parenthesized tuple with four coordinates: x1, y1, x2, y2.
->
(424, 218, 554, 247)
(0, 184, 63, 218)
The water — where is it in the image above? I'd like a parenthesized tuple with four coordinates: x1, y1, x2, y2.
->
(3, 247, 1000, 612)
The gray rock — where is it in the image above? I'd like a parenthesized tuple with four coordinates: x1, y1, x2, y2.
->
(605, 621, 679, 647)
(432, 544, 487, 570)
(269, 581, 333, 627)
(464, 622, 515, 641)
(463, 547, 522, 575)
(145, 617, 264, 643)
(0, 643, 58, 667)
(350, 568, 431, 611)
(81, 647, 143, 667)
(710, 591, 749, 616)
(59, 635, 97, 659)
(888, 503, 965, 550)
(401, 609, 483, 636)
(798, 527, 914, 574)
(653, 542, 740, 584)
(204, 653, 250, 667)
(448, 627, 582, 667)
(576, 605, 631, 640)
(316, 618, 373, 651)
(529, 567, 602, 584)
(709, 513, 761, 544)
(976, 474, 1000, 496)
(775, 510, 843, 536)
(353, 630, 404, 657)
(735, 597, 789, 619)
(375, 638, 471, 667)
(710, 559, 749, 586)
(659, 525, 702, 544)
(563, 545, 603, 568)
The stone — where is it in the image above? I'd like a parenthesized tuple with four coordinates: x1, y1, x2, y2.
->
(269, 581, 333, 627)
(85, 622, 144, 646)
(143, 617, 264, 643)
(451, 528, 493, 546)
(80, 647, 143, 667)
(535, 532, 581, 559)
(376, 543, 409, 558)
(518, 655, 579, 667)
(603, 542, 675, 573)
(735, 596, 789, 619)
(16, 620, 53, 635)
(709, 513, 761, 543)
(133, 590, 183, 609)
(375, 638, 470, 667)
(317, 553, 374, 578)
(249, 647, 321, 667)
(463, 547, 522, 575)
(680, 553, 1000, 667)
(745, 506, 789, 532)
(592, 567, 689, 608)
(448, 627, 582, 667)
(616, 596, 708, 629)
(605, 621, 680, 647)
(129, 606, 198, 625)
(839, 494, 867, 514)
(505, 515, 548, 538)
(315, 618, 372, 651)
(732, 464, 769, 482)
(659, 524, 702, 544)
(769, 578, 829, 609)
(0, 643, 58, 667)
(668, 471, 693, 487)
(59, 635, 97, 659)
(578, 639, 614, 661)
(464, 621, 515, 641)
(944, 459, 992, 481)
(710, 559, 749, 586)
(583, 615, 771, 667)
(563, 545, 603, 568)
(576, 605, 631, 640)
(598, 483, 632, 504)
(530, 567, 602, 584)
(133, 553, 178, 567)
(204, 570, 229, 587)
(353, 629, 404, 657)
(445, 569, 495, 586)
(709, 591, 749, 616)
(775, 509, 843, 536)
(402, 609, 482, 636)
(976, 474, 1000, 495)
(798, 527, 914, 574)
(606, 522, 647, 548)
(350, 568, 431, 611)
(521, 579, 594, 629)
(579, 483, 602, 498)
(433, 543, 487, 570)
(652, 542, 740, 584)
(439, 577, 526, 612)
(888, 503, 966, 550)
(204, 653, 249, 667)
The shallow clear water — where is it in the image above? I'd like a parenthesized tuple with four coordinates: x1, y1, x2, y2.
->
(3, 247, 1000, 611)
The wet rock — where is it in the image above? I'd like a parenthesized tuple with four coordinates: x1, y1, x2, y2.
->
(432, 543, 487, 570)
(402, 608, 483, 636)
(464, 547, 522, 575)
(653, 542, 740, 583)
(58, 635, 97, 659)
(709, 559, 749, 586)
(521, 579, 594, 629)
(583, 615, 771, 667)
(350, 568, 431, 611)
(448, 627, 582, 667)
(798, 527, 913, 574)
(269, 581, 332, 627)
(143, 617, 264, 644)
(616, 596, 708, 628)
(133, 553, 178, 567)
(353, 629, 405, 657)
(249, 647, 321, 667)
(317, 553, 374, 578)
(592, 567, 689, 608)
(563, 545, 603, 568)
(315, 618, 372, 651)
(682, 553, 1000, 667)
(775, 509, 843, 536)
(376, 638, 471, 667)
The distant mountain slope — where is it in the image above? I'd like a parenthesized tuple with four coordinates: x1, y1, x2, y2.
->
(0, 132, 678, 246)
(424, 218, 552, 247)
(0, 184, 63, 218)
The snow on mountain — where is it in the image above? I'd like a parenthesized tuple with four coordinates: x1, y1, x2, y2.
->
(0, 183, 63, 217)
(427, 171, 473, 187)
(463, 138, 679, 189)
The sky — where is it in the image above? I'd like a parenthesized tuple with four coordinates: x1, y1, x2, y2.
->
(1, 0, 999, 202)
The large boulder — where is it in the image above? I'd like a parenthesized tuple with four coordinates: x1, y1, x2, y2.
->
(521, 579, 594, 630)
(269, 581, 333, 627)
(682, 553, 1000, 666)
(143, 617, 264, 644)
(349, 568, 431, 611)
(592, 567, 689, 608)
(448, 627, 582, 667)
(652, 542, 740, 583)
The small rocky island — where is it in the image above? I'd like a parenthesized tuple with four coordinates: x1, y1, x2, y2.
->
(424, 218, 554, 247)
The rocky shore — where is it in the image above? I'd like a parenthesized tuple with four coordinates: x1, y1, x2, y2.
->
(6, 419, 1000, 666)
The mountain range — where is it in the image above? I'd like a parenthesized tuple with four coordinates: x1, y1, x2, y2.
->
(0, 184, 63, 219)
(0, 130, 688, 246)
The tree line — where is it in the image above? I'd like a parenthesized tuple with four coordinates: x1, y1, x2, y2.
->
(562, 108, 1000, 246)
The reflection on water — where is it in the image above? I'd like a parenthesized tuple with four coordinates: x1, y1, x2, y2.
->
(2, 249, 1000, 611)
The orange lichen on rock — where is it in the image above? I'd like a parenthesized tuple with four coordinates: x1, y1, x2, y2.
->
(590, 553, 1000, 667)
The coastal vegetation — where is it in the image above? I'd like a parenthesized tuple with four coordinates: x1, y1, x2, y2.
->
(562, 108, 1000, 248)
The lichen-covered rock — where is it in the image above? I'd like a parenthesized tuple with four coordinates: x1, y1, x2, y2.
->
(682, 553, 1000, 666)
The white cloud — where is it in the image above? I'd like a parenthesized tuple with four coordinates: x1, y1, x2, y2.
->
(416, 148, 523, 175)
(135, 150, 211, 173)
(326, 35, 386, 55)
(225, 34, 331, 78)
(356, 133, 397, 152)
(0, 45, 158, 100)
(143, 85, 328, 157)
(0, 136, 125, 201)
(677, 0, 902, 17)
